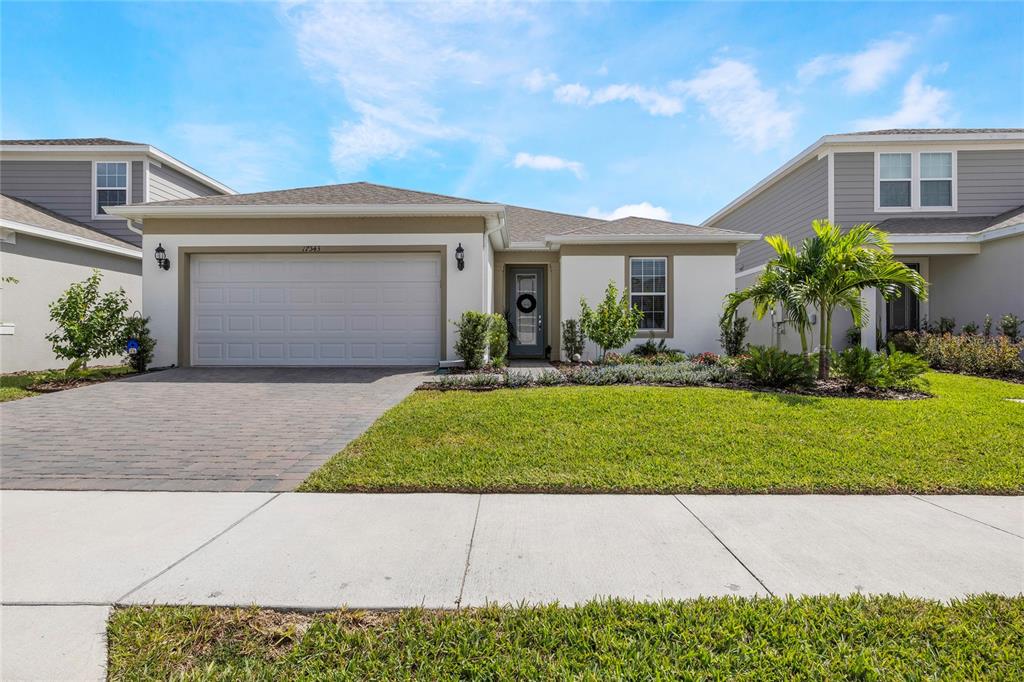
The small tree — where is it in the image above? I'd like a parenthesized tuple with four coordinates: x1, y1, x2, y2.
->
(561, 319, 586, 360)
(453, 311, 490, 369)
(579, 281, 643, 361)
(486, 313, 509, 367)
(718, 312, 749, 357)
(46, 270, 129, 373)
(1000, 314, 1021, 343)
(122, 314, 156, 373)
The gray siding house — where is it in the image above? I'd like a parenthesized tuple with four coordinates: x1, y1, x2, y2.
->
(0, 138, 232, 371)
(705, 129, 1024, 352)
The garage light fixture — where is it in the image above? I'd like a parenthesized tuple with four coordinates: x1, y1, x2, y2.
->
(154, 243, 170, 271)
(455, 243, 465, 271)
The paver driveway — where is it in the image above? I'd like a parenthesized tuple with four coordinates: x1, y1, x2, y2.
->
(0, 367, 427, 492)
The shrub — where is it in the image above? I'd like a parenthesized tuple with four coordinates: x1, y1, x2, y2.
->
(917, 333, 1024, 377)
(719, 313, 749, 357)
(579, 281, 643, 360)
(504, 370, 533, 388)
(877, 346, 929, 391)
(739, 346, 814, 389)
(45, 270, 129, 373)
(832, 346, 881, 389)
(121, 315, 156, 373)
(887, 331, 919, 354)
(487, 313, 509, 367)
(561, 319, 585, 360)
(565, 362, 736, 387)
(535, 369, 566, 386)
(465, 373, 501, 388)
(1000, 314, 1021, 343)
(928, 317, 956, 334)
(690, 352, 720, 366)
(453, 311, 490, 369)
(983, 314, 993, 338)
(961, 321, 980, 336)
(845, 326, 862, 347)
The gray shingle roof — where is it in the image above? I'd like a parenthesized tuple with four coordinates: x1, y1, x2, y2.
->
(559, 215, 752, 238)
(1, 194, 141, 249)
(130, 181, 754, 242)
(837, 128, 1023, 136)
(143, 181, 488, 207)
(0, 137, 143, 146)
(875, 204, 1024, 235)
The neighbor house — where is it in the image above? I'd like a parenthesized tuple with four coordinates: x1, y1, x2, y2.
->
(704, 129, 1024, 351)
(0, 138, 232, 371)
(108, 183, 759, 367)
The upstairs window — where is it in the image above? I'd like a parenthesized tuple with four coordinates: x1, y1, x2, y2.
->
(629, 257, 667, 331)
(94, 161, 128, 217)
(876, 151, 955, 211)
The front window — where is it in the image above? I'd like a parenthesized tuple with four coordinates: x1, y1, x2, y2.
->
(629, 257, 667, 331)
(95, 161, 128, 216)
(876, 151, 955, 211)
(878, 153, 911, 208)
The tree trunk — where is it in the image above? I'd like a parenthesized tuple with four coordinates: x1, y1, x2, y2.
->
(817, 300, 829, 380)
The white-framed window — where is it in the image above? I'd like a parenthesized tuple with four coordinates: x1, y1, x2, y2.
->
(92, 161, 130, 219)
(629, 257, 667, 331)
(875, 151, 956, 212)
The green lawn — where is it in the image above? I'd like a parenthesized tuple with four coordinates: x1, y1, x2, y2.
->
(300, 372, 1024, 494)
(0, 366, 133, 402)
(107, 596, 1024, 680)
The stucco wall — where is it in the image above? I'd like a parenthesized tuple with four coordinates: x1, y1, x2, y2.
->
(0, 233, 142, 372)
(559, 250, 735, 360)
(141, 226, 486, 367)
(928, 234, 1024, 327)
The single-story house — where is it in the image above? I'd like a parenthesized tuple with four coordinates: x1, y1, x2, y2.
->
(109, 183, 760, 367)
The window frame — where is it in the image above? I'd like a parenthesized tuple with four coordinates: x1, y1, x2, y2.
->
(874, 150, 957, 213)
(91, 160, 132, 220)
(627, 256, 670, 335)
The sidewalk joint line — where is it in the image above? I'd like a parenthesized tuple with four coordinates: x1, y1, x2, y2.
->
(455, 494, 483, 609)
(911, 495, 1024, 540)
(113, 492, 283, 603)
(673, 496, 775, 597)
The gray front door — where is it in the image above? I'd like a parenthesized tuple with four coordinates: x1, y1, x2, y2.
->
(507, 266, 545, 358)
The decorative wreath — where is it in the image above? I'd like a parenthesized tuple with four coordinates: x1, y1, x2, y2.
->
(516, 293, 537, 314)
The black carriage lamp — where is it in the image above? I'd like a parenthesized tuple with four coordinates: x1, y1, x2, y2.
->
(155, 243, 170, 271)
(455, 242, 465, 271)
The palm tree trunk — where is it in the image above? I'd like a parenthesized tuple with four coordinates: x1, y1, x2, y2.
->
(818, 300, 829, 380)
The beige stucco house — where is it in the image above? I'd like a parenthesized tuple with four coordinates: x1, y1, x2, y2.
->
(109, 183, 759, 367)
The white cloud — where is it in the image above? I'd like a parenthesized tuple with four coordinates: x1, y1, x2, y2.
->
(799, 38, 913, 94)
(514, 152, 584, 179)
(523, 68, 559, 92)
(590, 84, 683, 116)
(169, 122, 300, 192)
(855, 70, 952, 130)
(284, 2, 530, 175)
(554, 83, 591, 105)
(586, 202, 672, 221)
(672, 60, 796, 150)
(554, 82, 682, 116)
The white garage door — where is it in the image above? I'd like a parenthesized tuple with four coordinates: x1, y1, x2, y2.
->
(190, 253, 441, 366)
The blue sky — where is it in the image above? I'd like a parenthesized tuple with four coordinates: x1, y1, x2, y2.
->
(3, 1, 1022, 223)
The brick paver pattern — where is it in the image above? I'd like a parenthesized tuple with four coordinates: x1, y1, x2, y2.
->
(0, 367, 427, 492)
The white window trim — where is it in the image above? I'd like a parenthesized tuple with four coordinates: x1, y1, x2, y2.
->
(874, 150, 957, 213)
(91, 159, 132, 220)
(628, 256, 668, 333)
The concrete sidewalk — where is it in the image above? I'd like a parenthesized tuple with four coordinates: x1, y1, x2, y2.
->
(3, 491, 1022, 680)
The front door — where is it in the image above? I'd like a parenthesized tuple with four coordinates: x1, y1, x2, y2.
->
(886, 262, 921, 334)
(506, 266, 545, 358)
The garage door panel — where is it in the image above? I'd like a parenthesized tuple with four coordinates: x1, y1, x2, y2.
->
(191, 253, 440, 366)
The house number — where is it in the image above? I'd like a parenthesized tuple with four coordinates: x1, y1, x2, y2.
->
(302, 246, 321, 253)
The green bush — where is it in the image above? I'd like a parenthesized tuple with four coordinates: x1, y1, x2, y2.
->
(877, 347, 930, 391)
(566, 362, 735, 386)
(739, 346, 814, 389)
(887, 331, 919, 354)
(453, 311, 490, 369)
(961, 322, 980, 336)
(45, 270, 129, 373)
(1001, 314, 1021, 343)
(561, 319, 585, 360)
(579, 281, 643, 360)
(917, 333, 1024, 377)
(504, 370, 533, 388)
(121, 315, 156, 373)
(719, 313, 749, 357)
(487, 313, 509, 367)
(833, 346, 881, 390)
(535, 369, 566, 386)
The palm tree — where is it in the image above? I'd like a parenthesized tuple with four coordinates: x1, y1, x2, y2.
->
(726, 219, 928, 380)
